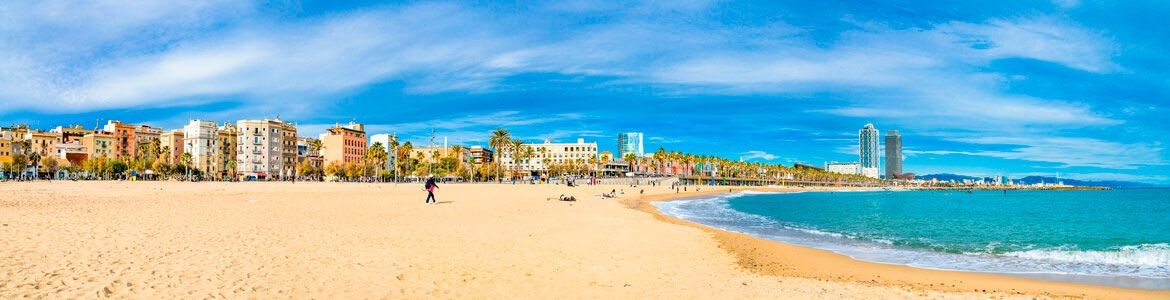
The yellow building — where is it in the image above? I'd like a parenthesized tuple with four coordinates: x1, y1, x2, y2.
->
(0, 132, 12, 167)
(81, 132, 115, 159)
(216, 123, 238, 180)
(159, 130, 184, 164)
(28, 131, 59, 159)
(280, 120, 298, 179)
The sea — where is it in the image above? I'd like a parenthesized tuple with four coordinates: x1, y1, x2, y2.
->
(653, 189, 1170, 290)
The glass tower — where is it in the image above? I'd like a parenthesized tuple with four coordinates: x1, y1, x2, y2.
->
(617, 132, 644, 158)
(859, 124, 880, 172)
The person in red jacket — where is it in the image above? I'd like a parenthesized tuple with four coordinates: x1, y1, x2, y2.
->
(424, 176, 439, 205)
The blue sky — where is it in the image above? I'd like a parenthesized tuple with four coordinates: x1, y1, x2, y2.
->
(1, 1, 1167, 183)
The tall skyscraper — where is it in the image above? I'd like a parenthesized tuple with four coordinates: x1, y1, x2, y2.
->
(617, 132, 644, 158)
(885, 130, 902, 179)
(858, 124, 880, 178)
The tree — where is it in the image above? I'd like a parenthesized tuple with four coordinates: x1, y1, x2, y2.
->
(179, 152, 193, 179)
(6, 153, 28, 178)
(28, 147, 41, 178)
(398, 141, 414, 177)
(367, 142, 388, 180)
(654, 147, 666, 176)
(108, 159, 129, 178)
(325, 160, 344, 180)
(310, 139, 324, 153)
(343, 162, 362, 179)
(449, 145, 465, 179)
(488, 128, 510, 181)
(623, 153, 637, 176)
(40, 156, 59, 179)
(298, 159, 322, 181)
(509, 138, 525, 179)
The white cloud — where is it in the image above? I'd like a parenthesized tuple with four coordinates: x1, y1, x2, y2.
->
(741, 150, 779, 161)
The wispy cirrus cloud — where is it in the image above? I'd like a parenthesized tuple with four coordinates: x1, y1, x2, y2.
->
(906, 136, 1164, 169)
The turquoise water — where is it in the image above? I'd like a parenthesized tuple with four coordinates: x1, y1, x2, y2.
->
(654, 190, 1170, 289)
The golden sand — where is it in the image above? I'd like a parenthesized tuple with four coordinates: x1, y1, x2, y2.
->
(1, 181, 1164, 298)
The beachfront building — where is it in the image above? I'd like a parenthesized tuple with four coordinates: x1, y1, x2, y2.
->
(321, 122, 367, 165)
(217, 123, 238, 180)
(469, 146, 493, 164)
(825, 162, 861, 175)
(54, 142, 86, 159)
(498, 138, 598, 178)
(236, 119, 290, 180)
(50, 125, 89, 144)
(103, 120, 137, 160)
(858, 123, 881, 179)
(0, 131, 14, 171)
(617, 132, 644, 158)
(296, 137, 324, 170)
(280, 121, 298, 179)
(184, 120, 219, 176)
(159, 130, 184, 164)
(81, 131, 115, 159)
(27, 131, 58, 157)
(885, 130, 902, 179)
(136, 124, 163, 146)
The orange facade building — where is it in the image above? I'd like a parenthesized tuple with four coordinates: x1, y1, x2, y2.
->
(321, 122, 366, 165)
(103, 121, 137, 160)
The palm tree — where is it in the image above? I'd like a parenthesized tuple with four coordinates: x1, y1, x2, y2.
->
(367, 142, 388, 181)
(588, 155, 598, 179)
(537, 147, 548, 179)
(450, 145, 467, 180)
(623, 153, 636, 176)
(600, 152, 611, 177)
(521, 146, 534, 179)
(653, 147, 666, 176)
(399, 141, 413, 176)
(509, 138, 525, 179)
(489, 129, 511, 181)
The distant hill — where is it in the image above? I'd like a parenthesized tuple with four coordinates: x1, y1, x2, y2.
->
(917, 174, 1160, 189)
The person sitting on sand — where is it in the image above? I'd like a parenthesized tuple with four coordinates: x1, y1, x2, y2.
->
(424, 176, 439, 205)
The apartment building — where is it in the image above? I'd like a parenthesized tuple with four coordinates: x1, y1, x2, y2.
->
(183, 120, 219, 176)
(217, 123, 238, 180)
(102, 120, 137, 160)
(236, 119, 290, 180)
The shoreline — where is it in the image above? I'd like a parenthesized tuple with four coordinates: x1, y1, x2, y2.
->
(631, 186, 1170, 299)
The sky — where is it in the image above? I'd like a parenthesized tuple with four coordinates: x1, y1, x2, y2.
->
(0, 0, 1167, 183)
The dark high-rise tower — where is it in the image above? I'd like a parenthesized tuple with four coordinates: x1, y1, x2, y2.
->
(885, 130, 902, 179)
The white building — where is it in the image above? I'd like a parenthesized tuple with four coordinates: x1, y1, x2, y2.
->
(54, 142, 86, 159)
(184, 120, 219, 176)
(236, 119, 289, 180)
(825, 162, 860, 175)
(499, 138, 598, 177)
(860, 167, 880, 179)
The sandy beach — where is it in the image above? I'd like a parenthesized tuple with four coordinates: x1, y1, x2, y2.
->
(2, 181, 1166, 299)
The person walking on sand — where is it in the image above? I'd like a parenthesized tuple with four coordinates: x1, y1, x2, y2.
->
(424, 176, 439, 205)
